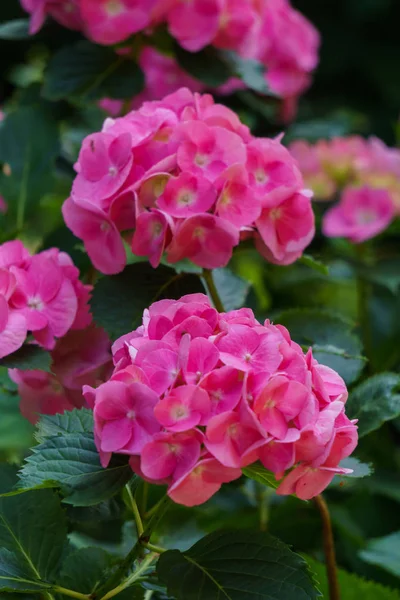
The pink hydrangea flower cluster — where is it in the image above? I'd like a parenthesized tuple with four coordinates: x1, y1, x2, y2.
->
(0, 240, 92, 359)
(10, 325, 113, 424)
(63, 88, 315, 274)
(84, 293, 358, 507)
(21, 0, 319, 114)
(290, 136, 400, 242)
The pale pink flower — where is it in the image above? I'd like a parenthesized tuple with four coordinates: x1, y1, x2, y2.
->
(322, 186, 394, 243)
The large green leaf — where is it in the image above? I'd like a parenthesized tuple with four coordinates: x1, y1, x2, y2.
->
(91, 263, 205, 340)
(35, 407, 94, 442)
(0, 548, 51, 593)
(16, 431, 133, 506)
(346, 373, 400, 437)
(359, 532, 400, 578)
(59, 547, 113, 595)
(43, 41, 144, 102)
(306, 556, 400, 600)
(0, 106, 60, 221)
(0, 345, 52, 372)
(0, 490, 67, 583)
(274, 309, 365, 384)
(157, 530, 321, 599)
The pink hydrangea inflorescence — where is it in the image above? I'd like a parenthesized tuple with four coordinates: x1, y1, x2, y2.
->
(290, 136, 400, 241)
(84, 293, 358, 507)
(63, 88, 315, 274)
(0, 240, 92, 359)
(10, 325, 113, 424)
(20, 0, 319, 114)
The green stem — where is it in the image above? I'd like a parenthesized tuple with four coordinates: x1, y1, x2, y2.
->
(96, 496, 171, 598)
(144, 541, 166, 554)
(98, 552, 157, 600)
(126, 484, 144, 537)
(52, 586, 89, 600)
(202, 269, 225, 312)
(314, 495, 340, 600)
(141, 481, 149, 515)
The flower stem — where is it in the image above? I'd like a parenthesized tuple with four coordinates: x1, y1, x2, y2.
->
(314, 494, 340, 600)
(202, 269, 225, 312)
(126, 483, 144, 537)
(98, 552, 157, 600)
(52, 586, 89, 600)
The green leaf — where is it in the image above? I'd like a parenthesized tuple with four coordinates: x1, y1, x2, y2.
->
(43, 41, 144, 102)
(0, 19, 30, 40)
(299, 255, 330, 276)
(157, 530, 321, 599)
(16, 431, 133, 506)
(0, 345, 52, 372)
(91, 263, 205, 340)
(0, 369, 34, 450)
(0, 489, 67, 583)
(213, 268, 250, 311)
(0, 106, 60, 219)
(359, 532, 400, 577)
(338, 457, 373, 478)
(175, 44, 231, 87)
(0, 548, 51, 593)
(59, 547, 113, 594)
(242, 463, 279, 490)
(35, 407, 94, 442)
(360, 258, 400, 295)
(221, 52, 272, 94)
(0, 465, 19, 495)
(274, 309, 365, 384)
(346, 373, 400, 437)
(305, 555, 400, 600)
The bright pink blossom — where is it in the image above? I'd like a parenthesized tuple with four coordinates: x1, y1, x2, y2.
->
(88, 294, 357, 506)
(322, 186, 394, 243)
(63, 88, 313, 272)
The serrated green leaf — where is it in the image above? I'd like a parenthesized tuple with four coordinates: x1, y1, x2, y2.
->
(157, 530, 321, 599)
(0, 345, 52, 372)
(0, 490, 67, 583)
(242, 462, 279, 490)
(213, 268, 250, 311)
(0, 19, 30, 40)
(91, 263, 205, 340)
(338, 457, 373, 478)
(274, 309, 365, 384)
(359, 531, 400, 577)
(35, 408, 94, 442)
(43, 41, 144, 102)
(59, 547, 114, 594)
(0, 548, 51, 593)
(305, 555, 400, 600)
(175, 44, 231, 87)
(346, 373, 400, 437)
(16, 432, 133, 506)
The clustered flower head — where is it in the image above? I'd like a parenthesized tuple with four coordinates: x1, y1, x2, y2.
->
(10, 325, 113, 424)
(84, 294, 358, 507)
(0, 240, 92, 359)
(21, 0, 319, 115)
(290, 136, 400, 242)
(63, 87, 315, 274)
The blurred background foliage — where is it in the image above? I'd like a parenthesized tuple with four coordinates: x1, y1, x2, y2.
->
(1, 1, 400, 598)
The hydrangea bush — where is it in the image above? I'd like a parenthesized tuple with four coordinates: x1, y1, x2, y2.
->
(0, 2, 399, 600)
